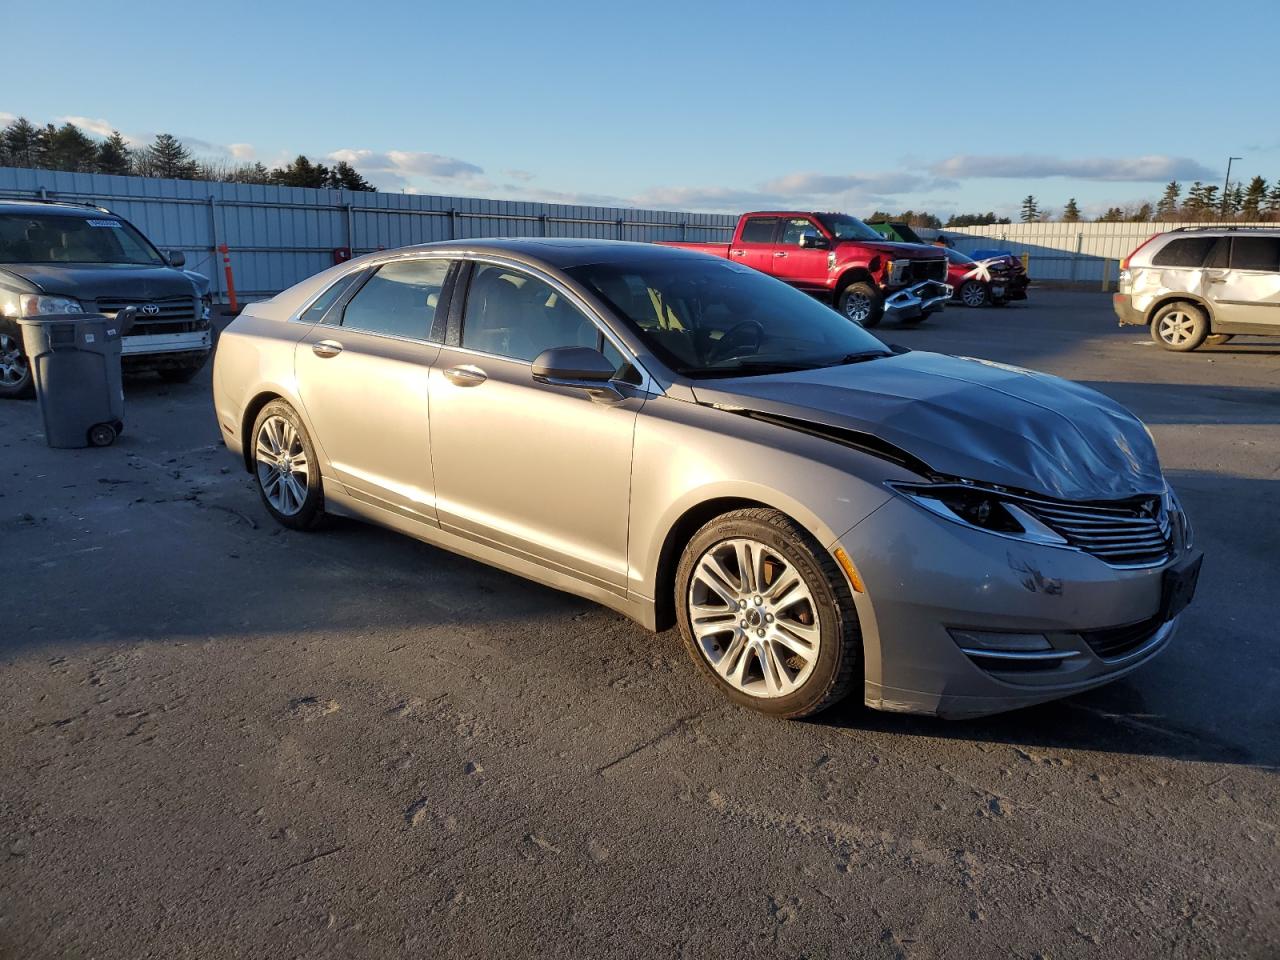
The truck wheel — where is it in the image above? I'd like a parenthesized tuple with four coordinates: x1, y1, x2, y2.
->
(0, 331, 33, 399)
(1150, 302, 1208, 352)
(159, 357, 208, 384)
(837, 282, 883, 327)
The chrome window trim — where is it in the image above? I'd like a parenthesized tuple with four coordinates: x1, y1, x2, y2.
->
(455, 253, 662, 396)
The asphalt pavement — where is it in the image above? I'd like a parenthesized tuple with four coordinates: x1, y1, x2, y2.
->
(1, 291, 1277, 959)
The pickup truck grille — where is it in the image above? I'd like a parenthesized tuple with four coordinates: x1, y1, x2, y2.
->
(910, 259, 948, 283)
(96, 295, 199, 335)
(1019, 495, 1172, 567)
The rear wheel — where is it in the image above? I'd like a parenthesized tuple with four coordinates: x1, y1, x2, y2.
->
(959, 280, 989, 308)
(675, 508, 861, 719)
(837, 281, 883, 328)
(251, 400, 326, 530)
(1151, 302, 1208, 352)
(0, 331, 33, 399)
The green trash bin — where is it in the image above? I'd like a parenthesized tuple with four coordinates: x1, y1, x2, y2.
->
(17, 312, 128, 448)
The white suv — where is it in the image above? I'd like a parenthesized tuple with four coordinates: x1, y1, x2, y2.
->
(1113, 227, 1280, 351)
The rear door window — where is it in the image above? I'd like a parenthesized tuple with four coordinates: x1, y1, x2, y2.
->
(1229, 237, 1280, 272)
(340, 258, 451, 340)
(1150, 237, 1218, 268)
(300, 273, 361, 325)
(740, 217, 779, 244)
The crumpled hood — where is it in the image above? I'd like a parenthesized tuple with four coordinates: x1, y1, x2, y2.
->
(839, 240, 943, 261)
(692, 351, 1164, 501)
(0, 263, 200, 302)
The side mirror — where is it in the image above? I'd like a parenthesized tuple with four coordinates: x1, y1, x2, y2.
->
(798, 233, 828, 249)
(532, 346, 623, 402)
(168, 250, 186, 268)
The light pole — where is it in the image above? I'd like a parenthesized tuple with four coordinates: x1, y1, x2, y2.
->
(1223, 156, 1242, 217)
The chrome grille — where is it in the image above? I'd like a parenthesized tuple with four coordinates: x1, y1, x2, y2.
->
(96, 295, 198, 335)
(910, 259, 948, 283)
(1020, 495, 1171, 567)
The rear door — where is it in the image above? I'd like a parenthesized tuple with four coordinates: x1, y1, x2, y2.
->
(1209, 236, 1280, 328)
(772, 217, 830, 291)
(733, 216, 780, 275)
(294, 256, 455, 525)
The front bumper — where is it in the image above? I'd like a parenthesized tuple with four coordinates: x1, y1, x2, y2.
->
(883, 280, 952, 321)
(837, 494, 1199, 718)
(121, 330, 212, 357)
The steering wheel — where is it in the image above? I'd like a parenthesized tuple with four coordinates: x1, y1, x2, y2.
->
(706, 319, 765, 363)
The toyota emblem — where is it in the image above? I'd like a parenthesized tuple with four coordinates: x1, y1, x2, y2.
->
(140, 303, 161, 316)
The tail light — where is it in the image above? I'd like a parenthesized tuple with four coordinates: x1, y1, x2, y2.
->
(1121, 234, 1160, 270)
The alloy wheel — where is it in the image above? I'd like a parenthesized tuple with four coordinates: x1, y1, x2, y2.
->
(255, 414, 310, 516)
(842, 291, 872, 324)
(1158, 311, 1197, 346)
(0, 333, 28, 386)
(960, 281, 987, 307)
(686, 537, 821, 699)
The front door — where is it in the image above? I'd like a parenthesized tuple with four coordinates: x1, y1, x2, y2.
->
(294, 257, 454, 525)
(772, 217, 831, 291)
(1207, 235, 1280, 329)
(428, 261, 641, 589)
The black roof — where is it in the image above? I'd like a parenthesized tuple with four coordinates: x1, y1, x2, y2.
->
(415, 236, 723, 269)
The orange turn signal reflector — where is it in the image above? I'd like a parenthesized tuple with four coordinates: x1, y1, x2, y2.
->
(833, 547, 864, 593)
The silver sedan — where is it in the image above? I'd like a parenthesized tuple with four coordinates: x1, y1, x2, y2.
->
(212, 239, 1202, 719)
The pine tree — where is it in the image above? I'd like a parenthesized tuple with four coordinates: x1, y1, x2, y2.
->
(1, 117, 47, 168)
(1019, 195, 1039, 222)
(140, 133, 198, 180)
(1097, 207, 1125, 222)
(270, 155, 332, 189)
(96, 131, 133, 175)
(1221, 183, 1245, 219)
(230, 161, 273, 185)
(1183, 182, 1213, 220)
(43, 122, 99, 172)
(1063, 198, 1080, 222)
(1241, 176, 1267, 220)
(1129, 202, 1153, 222)
(1264, 183, 1280, 221)
(328, 160, 375, 192)
(1155, 180, 1181, 221)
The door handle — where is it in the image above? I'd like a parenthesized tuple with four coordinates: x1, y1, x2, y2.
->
(729, 249, 745, 256)
(773, 251, 788, 258)
(1207, 275, 1227, 284)
(443, 364, 487, 387)
(312, 339, 343, 358)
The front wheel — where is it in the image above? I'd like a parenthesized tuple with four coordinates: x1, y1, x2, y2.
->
(251, 400, 326, 530)
(676, 508, 862, 719)
(1151, 302, 1208, 352)
(836, 281, 883, 328)
(0, 331, 33, 399)
(958, 280, 989, 308)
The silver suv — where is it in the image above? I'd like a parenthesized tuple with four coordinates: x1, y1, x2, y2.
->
(1114, 227, 1280, 351)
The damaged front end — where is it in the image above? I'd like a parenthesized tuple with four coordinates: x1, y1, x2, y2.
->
(882, 279, 952, 322)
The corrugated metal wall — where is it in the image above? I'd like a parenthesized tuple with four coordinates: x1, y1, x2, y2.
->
(943, 221, 1274, 284)
(0, 166, 736, 301)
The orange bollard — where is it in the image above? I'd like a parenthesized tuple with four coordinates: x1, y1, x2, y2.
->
(218, 243, 239, 313)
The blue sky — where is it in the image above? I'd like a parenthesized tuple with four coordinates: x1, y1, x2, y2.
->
(5, 0, 1278, 218)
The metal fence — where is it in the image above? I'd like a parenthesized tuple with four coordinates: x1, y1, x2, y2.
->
(0, 166, 736, 302)
(943, 220, 1275, 286)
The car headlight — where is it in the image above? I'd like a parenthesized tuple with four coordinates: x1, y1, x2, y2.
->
(200, 293, 213, 323)
(888, 259, 910, 284)
(16, 294, 85, 317)
(889, 482, 1067, 545)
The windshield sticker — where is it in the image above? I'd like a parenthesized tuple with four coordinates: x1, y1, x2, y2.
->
(86, 219, 124, 228)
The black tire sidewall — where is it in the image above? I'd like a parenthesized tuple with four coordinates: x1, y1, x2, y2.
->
(675, 511, 858, 718)
(251, 400, 325, 530)
(838, 282, 883, 328)
(1151, 302, 1208, 352)
(0, 331, 33, 399)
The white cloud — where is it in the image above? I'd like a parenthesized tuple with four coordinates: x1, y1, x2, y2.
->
(930, 153, 1217, 183)
(502, 168, 535, 182)
(328, 148, 483, 181)
(229, 143, 255, 160)
(0, 111, 18, 126)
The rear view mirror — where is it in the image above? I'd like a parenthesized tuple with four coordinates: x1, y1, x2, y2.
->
(168, 250, 186, 268)
(532, 346, 624, 403)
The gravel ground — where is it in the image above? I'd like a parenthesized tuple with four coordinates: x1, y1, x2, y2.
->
(1, 291, 1277, 959)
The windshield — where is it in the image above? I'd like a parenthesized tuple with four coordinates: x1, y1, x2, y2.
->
(566, 257, 890, 378)
(814, 213, 884, 242)
(944, 247, 976, 265)
(0, 213, 165, 265)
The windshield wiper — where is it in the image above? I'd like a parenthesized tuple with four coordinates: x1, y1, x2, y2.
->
(825, 351, 891, 366)
(694, 359, 822, 377)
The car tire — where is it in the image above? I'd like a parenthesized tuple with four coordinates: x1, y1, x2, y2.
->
(1150, 302, 1209, 352)
(837, 281, 883, 327)
(1205, 334, 1233, 345)
(958, 280, 989, 308)
(0, 330, 33, 399)
(675, 507, 862, 719)
(251, 400, 326, 531)
(159, 357, 208, 384)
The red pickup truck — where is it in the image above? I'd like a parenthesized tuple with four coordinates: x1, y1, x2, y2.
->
(661, 211, 951, 326)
